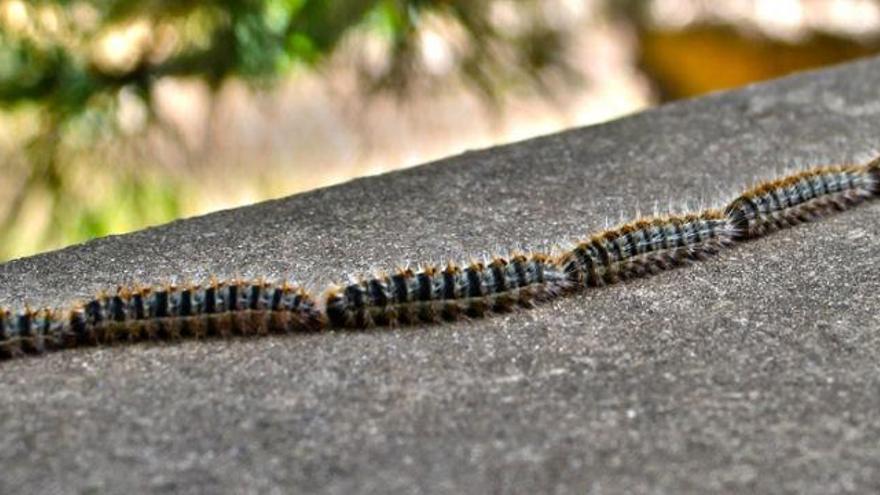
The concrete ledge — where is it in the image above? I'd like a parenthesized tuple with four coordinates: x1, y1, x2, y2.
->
(3, 57, 880, 493)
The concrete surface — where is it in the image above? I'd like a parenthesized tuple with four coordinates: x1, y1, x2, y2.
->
(3, 58, 880, 494)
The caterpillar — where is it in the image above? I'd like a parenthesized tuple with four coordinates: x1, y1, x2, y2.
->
(0, 280, 322, 358)
(322, 253, 569, 328)
(1, 156, 879, 359)
(557, 210, 736, 288)
(725, 161, 880, 239)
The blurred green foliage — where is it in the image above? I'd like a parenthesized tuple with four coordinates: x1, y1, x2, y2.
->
(0, 0, 573, 260)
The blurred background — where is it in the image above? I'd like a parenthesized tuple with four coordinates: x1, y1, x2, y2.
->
(2, 0, 880, 261)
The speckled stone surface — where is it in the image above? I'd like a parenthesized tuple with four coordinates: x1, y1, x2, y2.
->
(3, 58, 880, 494)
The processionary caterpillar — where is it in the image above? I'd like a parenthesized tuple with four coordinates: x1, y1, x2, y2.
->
(725, 164, 879, 239)
(0, 281, 322, 358)
(323, 253, 569, 327)
(1, 155, 878, 359)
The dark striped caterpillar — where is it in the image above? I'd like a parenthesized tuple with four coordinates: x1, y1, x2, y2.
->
(322, 254, 568, 327)
(557, 210, 735, 288)
(1, 155, 879, 359)
(725, 161, 880, 239)
(0, 280, 322, 358)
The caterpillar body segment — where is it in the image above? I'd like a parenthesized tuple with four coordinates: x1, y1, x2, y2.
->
(863, 155, 880, 194)
(0, 281, 322, 358)
(724, 165, 877, 240)
(557, 210, 735, 287)
(0, 308, 62, 358)
(322, 254, 569, 328)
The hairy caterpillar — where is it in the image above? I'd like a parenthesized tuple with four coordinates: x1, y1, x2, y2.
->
(323, 254, 568, 328)
(557, 210, 736, 288)
(725, 162, 880, 239)
(1, 156, 879, 359)
(0, 280, 322, 358)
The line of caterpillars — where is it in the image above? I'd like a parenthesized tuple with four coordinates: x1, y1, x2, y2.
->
(2, 158, 878, 359)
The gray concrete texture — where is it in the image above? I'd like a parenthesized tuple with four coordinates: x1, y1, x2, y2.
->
(3, 57, 880, 494)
